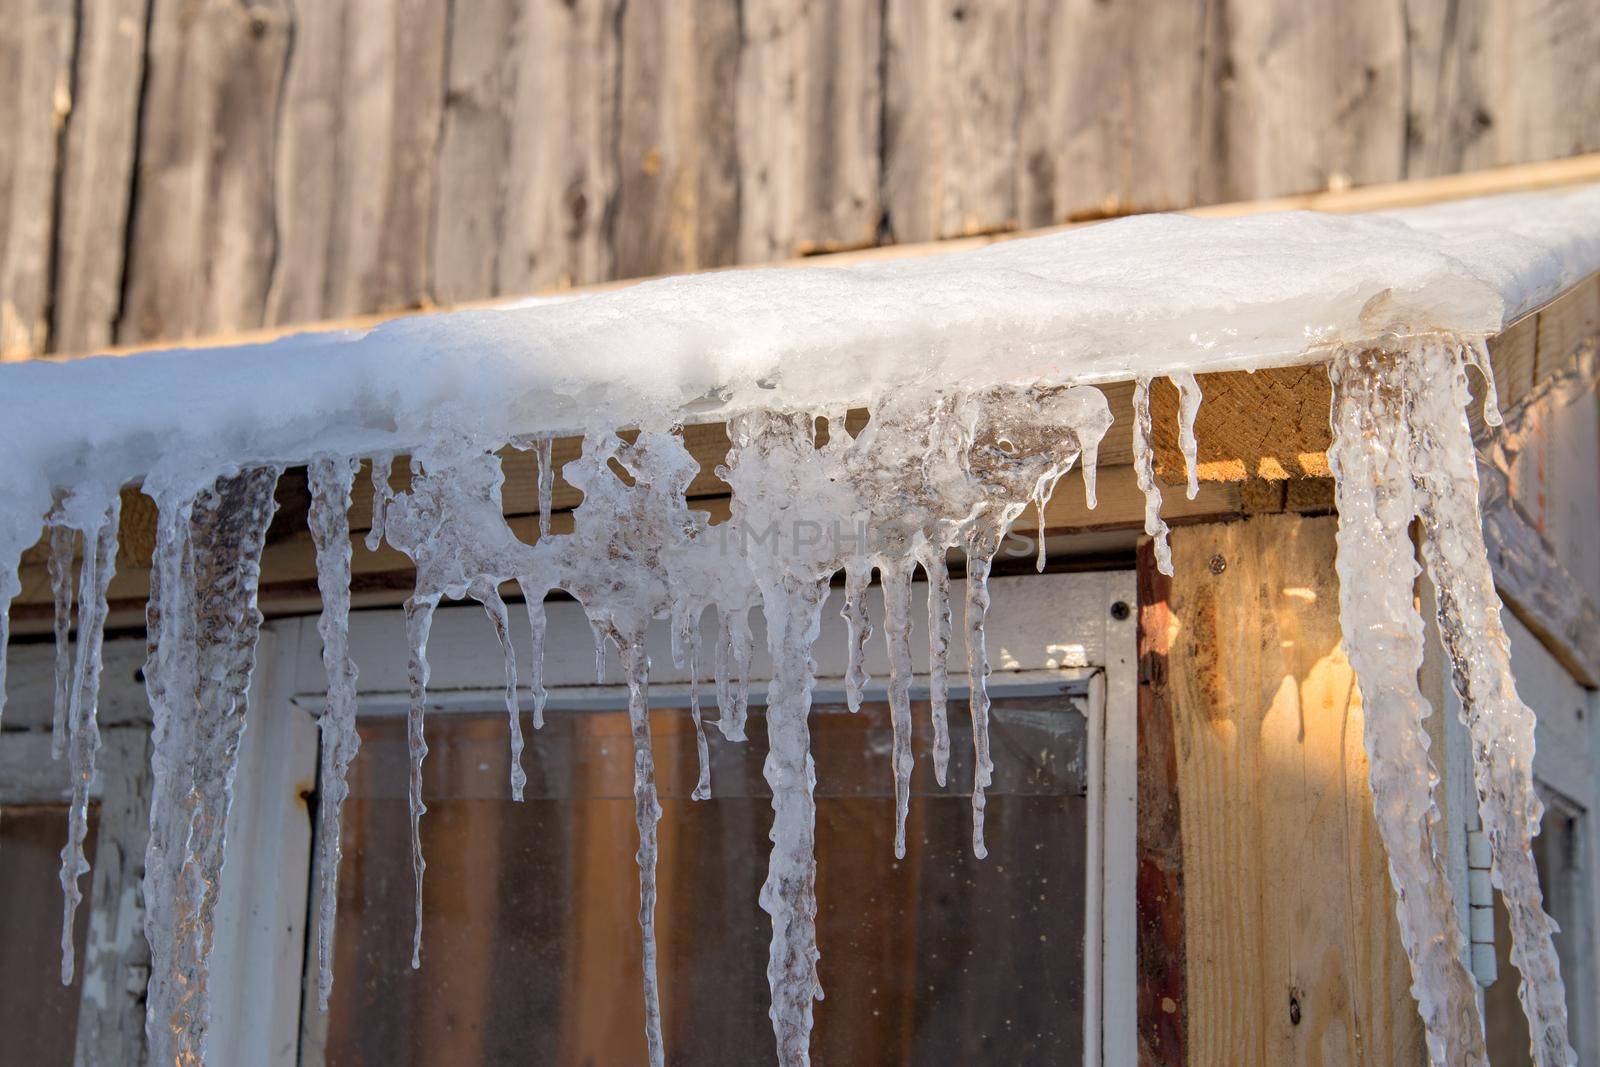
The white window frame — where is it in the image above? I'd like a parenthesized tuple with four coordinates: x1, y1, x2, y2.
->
(268, 567, 1139, 1067)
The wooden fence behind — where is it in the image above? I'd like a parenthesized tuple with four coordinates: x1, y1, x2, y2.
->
(3, 0, 1598, 359)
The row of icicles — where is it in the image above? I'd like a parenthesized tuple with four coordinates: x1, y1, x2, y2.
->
(1, 347, 1576, 1066)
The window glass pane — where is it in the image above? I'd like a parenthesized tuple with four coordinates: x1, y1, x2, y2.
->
(323, 692, 1088, 1065)
(0, 804, 99, 1067)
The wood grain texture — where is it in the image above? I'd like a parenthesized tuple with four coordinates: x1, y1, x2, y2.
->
(0, 0, 74, 359)
(1165, 514, 1424, 1066)
(1136, 540, 1185, 1066)
(47, 0, 150, 356)
(116, 0, 292, 344)
(736, 0, 883, 261)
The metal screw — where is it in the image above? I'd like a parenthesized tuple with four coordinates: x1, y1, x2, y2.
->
(1110, 600, 1130, 621)
(1208, 554, 1227, 575)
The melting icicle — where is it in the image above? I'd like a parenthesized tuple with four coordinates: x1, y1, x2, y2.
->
(536, 435, 555, 538)
(365, 453, 395, 552)
(616, 633, 666, 1067)
(1405, 342, 1574, 1065)
(916, 542, 952, 787)
(1462, 338, 1504, 427)
(404, 595, 438, 970)
(470, 577, 526, 801)
(57, 496, 120, 985)
(714, 607, 752, 742)
(518, 582, 549, 730)
(675, 605, 712, 800)
(962, 527, 998, 860)
(880, 559, 916, 858)
(307, 456, 362, 1013)
(1032, 495, 1048, 572)
(1131, 377, 1174, 576)
(48, 524, 76, 760)
(1328, 346, 1489, 1066)
(142, 468, 280, 1067)
(841, 563, 872, 711)
(1170, 371, 1202, 500)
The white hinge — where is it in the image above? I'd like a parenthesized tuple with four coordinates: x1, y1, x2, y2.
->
(1466, 823, 1498, 987)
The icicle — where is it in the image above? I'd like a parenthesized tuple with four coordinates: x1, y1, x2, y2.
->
(1032, 495, 1048, 572)
(714, 607, 751, 742)
(536, 435, 555, 538)
(1407, 342, 1573, 1065)
(307, 456, 361, 1013)
(616, 633, 666, 1067)
(756, 579, 827, 1067)
(677, 606, 712, 801)
(1132, 377, 1174, 576)
(1327, 349, 1487, 1066)
(1170, 371, 1202, 500)
(590, 617, 608, 684)
(364, 453, 395, 551)
(518, 581, 548, 729)
(48, 523, 76, 760)
(404, 594, 438, 970)
(1462, 338, 1504, 427)
(1081, 415, 1101, 510)
(962, 527, 999, 860)
(58, 497, 120, 985)
(470, 578, 526, 801)
(142, 468, 280, 1067)
(880, 559, 916, 858)
(916, 543, 952, 787)
(840, 562, 872, 712)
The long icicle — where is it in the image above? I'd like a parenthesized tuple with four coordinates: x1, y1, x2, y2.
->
(617, 632, 665, 1067)
(1170, 371, 1203, 500)
(1408, 341, 1574, 1065)
(307, 456, 361, 1012)
(58, 497, 120, 985)
(881, 558, 917, 858)
(841, 562, 872, 711)
(917, 542, 952, 787)
(518, 581, 548, 730)
(48, 523, 76, 760)
(758, 577, 827, 1067)
(1327, 348, 1487, 1066)
(404, 594, 439, 970)
(536, 435, 555, 539)
(679, 606, 712, 801)
(470, 577, 526, 801)
(962, 526, 999, 860)
(143, 468, 280, 1067)
(1131, 377, 1173, 575)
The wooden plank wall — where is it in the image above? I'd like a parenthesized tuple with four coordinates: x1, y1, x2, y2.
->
(1147, 513, 1425, 1066)
(3, 0, 1599, 359)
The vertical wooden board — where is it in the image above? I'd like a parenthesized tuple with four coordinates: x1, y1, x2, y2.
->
(1136, 541, 1186, 1066)
(48, 0, 150, 356)
(431, 0, 518, 304)
(117, 0, 291, 345)
(1166, 515, 1423, 1065)
(1400, 0, 1492, 179)
(0, 0, 74, 359)
(1470, 0, 1600, 170)
(611, 0, 741, 278)
(1198, 1, 1408, 202)
(267, 0, 448, 325)
(735, 0, 883, 263)
(496, 0, 623, 294)
(1015, 0, 1208, 227)
(883, 0, 1024, 243)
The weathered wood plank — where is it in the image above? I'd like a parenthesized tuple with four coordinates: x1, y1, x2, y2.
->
(736, 0, 883, 262)
(265, 0, 449, 324)
(116, 0, 292, 344)
(0, 0, 74, 359)
(1166, 514, 1423, 1065)
(611, 0, 741, 277)
(1136, 539, 1186, 1066)
(883, 0, 1024, 242)
(1196, 0, 1408, 203)
(48, 0, 150, 356)
(1015, 0, 1209, 226)
(495, 0, 623, 294)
